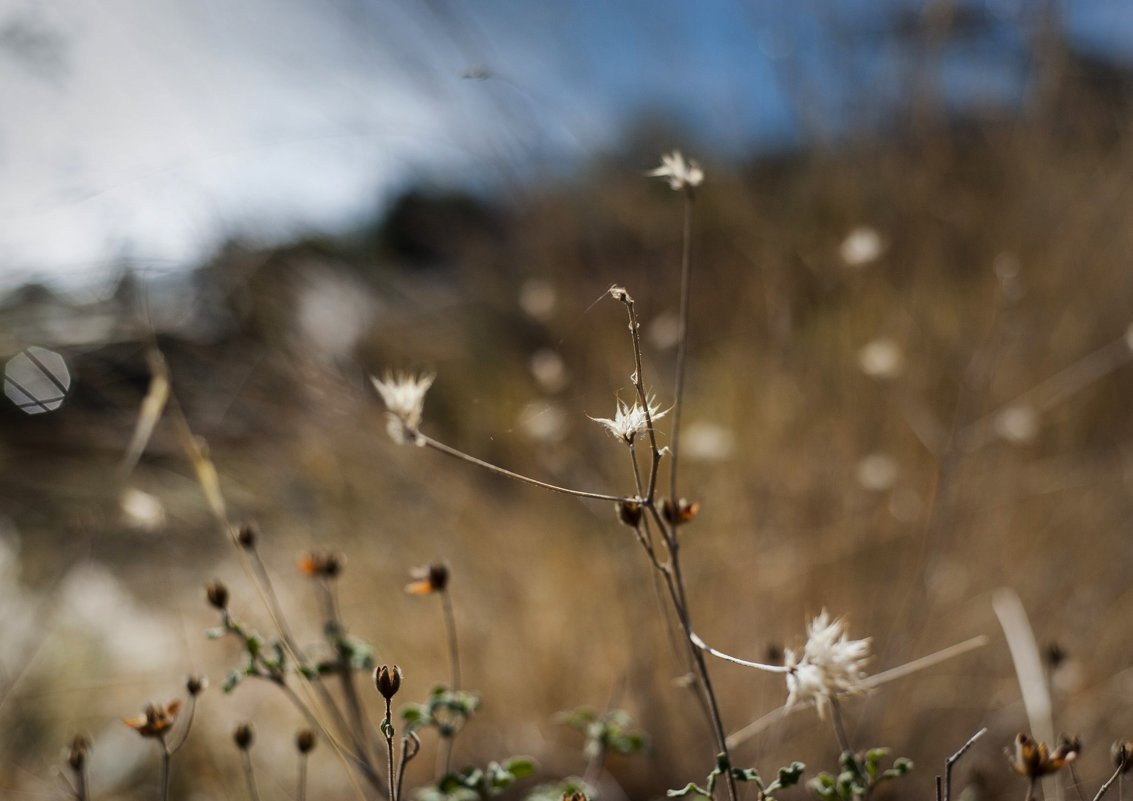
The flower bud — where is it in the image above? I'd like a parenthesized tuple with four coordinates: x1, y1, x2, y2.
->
(233, 722, 254, 751)
(616, 500, 643, 528)
(235, 523, 257, 549)
(661, 497, 700, 526)
(186, 674, 207, 696)
(68, 733, 91, 770)
(205, 580, 229, 610)
(374, 665, 402, 700)
(1113, 740, 1133, 772)
(296, 729, 317, 754)
(428, 562, 449, 592)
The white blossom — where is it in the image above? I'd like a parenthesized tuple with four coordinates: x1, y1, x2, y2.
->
(590, 396, 668, 445)
(646, 151, 704, 191)
(785, 610, 871, 718)
(371, 371, 434, 446)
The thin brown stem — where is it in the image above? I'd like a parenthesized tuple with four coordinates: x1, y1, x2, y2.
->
(1095, 758, 1128, 801)
(441, 590, 462, 693)
(397, 733, 421, 801)
(669, 191, 693, 502)
(159, 740, 171, 801)
(420, 434, 628, 502)
(384, 700, 397, 801)
(945, 727, 987, 801)
(242, 750, 262, 801)
(298, 754, 309, 801)
(615, 289, 664, 502)
(829, 698, 853, 755)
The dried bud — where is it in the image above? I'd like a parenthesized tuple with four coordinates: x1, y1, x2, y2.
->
(374, 664, 402, 700)
(1112, 740, 1133, 772)
(186, 674, 207, 696)
(235, 523, 257, 549)
(616, 500, 643, 528)
(406, 562, 449, 594)
(299, 551, 345, 579)
(1008, 733, 1078, 778)
(296, 729, 317, 754)
(1045, 641, 1066, 670)
(233, 722, 255, 751)
(68, 733, 91, 770)
(563, 793, 589, 801)
(123, 700, 181, 738)
(661, 497, 700, 526)
(205, 580, 229, 610)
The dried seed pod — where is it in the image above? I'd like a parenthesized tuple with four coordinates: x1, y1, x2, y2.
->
(205, 580, 229, 610)
(233, 722, 255, 751)
(616, 500, 643, 528)
(296, 729, 317, 754)
(374, 665, 402, 700)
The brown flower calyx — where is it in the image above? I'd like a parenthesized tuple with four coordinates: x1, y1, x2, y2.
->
(234, 522, 257, 549)
(406, 562, 449, 594)
(298, 551, 344, 579)
(374, 664, 402, 700)
(296, 729, 317, 754)
(186, 674, 207, 696)
(68, 733, 91, 770)
(1112, 740, 1133, 772)
(233, 722, 255, 750)
(1007, 732, 1079, 778)
(661, 496, 700, 526)
(616, 500, 644, 528)
(205, 580, 229, 610)
(123, 700, 182, 738)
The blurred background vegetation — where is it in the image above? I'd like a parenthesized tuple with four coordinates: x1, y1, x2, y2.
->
(3, 2, 1133, 799)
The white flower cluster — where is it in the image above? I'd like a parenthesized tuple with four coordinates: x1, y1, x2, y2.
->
(590, 396, 668, 445)
(647, 150, 704, 191)
(371, 371, 434, 446)
(785, 610, 871, 718)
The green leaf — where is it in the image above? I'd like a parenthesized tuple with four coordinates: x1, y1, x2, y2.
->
(732, 767, 762, 784)
(297, 664, 317, 680)
(865, 748, 889, 780)
(222, 670, 242, 693)
(504, 757, 537, 779)
(775, 762, 805, 789)
(402, 705, 428, 723)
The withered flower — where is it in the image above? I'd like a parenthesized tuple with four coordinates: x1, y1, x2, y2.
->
(374, 664, 402, 700)
(235, 523, 257, 549)
(616, 500, 643, 528)
(1007, 733, 1079, 778)
(233, 722, 255, 750)
(205, 580, 228, 610)
(123, 700, 182, 738)
(296, 729, 317, 754)
(68, 733, 91, 770)
(1112, 740, 1133, 773)
(298, 551, 344, 579)
(661, 497, 700, 526)
(406, 562, 449, 595)
(186, 674, 207, 697)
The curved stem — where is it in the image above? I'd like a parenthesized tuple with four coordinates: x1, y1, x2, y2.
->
(689, 632, 789, 673)
(669, 192, 694, 502)
(420, 434, 628, 503)
(242, 751, 262, 801)
(159, 740, 171, 801)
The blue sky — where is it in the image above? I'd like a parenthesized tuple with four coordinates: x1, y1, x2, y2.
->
(0, 0, 1130, 290)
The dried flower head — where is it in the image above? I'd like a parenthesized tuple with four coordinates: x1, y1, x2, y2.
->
(371, 371, 434, 446)
(406, 562, 449, 595)
(235, 523, 257, 549)
(205, 580, 229, 610)
(233, 722, 255, 751)
(186, 674, 207, 696)
(1007, 733, 1079, 778)
(616, 500, 644, 528)
(590, 396, 668, 445)
(374, 664, 402, 700)
(647, 150, 704, 191)
(68, 733, 91, 770)
(123, 700, 182, 738)
(784, 610, 871, 719)
(1112, 740, 1133, 773)
(661, 496, 700, 526)
(296, 729, 317, 754)
(299, 551, 344, 579)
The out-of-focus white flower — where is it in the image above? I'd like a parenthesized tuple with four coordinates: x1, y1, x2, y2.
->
(647, 151, 704, 191)
(784, 610, 871, 718)
(519, 278, 557, 321)
(120, 488, 166, 531)
(590, 396, 668, 445)
(994, 405, 1037, 444)
(519, 402, 567, 444)
(371, 371, 434, 446)
(856, 452, 898, 492)
(839, 227, 885, 267)
(857, 338, 903, 379)
(530, 349, 569, 393)
(683, 421, 735, 462)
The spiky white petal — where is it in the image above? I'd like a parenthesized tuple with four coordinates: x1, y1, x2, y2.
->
(590, 396, 668, 445)
(646, 151, 704, 191)
(784, 610, 871, 718)
(371, 371, 434, 446)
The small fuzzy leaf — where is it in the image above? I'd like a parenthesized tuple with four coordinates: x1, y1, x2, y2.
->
(504, 757, 537, 779)
(666, 782, 710, 798)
